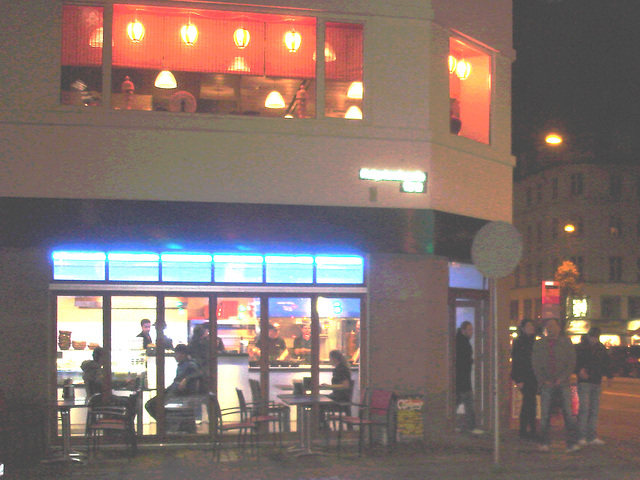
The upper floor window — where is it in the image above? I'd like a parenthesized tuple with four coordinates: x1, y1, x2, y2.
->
(536, 184, 543, 204)
(609, 174, 622, 199)
(570, 173, 584, 196)
(609, 257, 622, 282)
(601, 295, 621, 319)
(61, 5, 363, 120)
(525, 188, 532, 207)
(551, 177, 559, 200)
(449, 37, 491, 144)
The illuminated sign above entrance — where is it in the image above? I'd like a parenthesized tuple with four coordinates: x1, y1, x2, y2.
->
(359, 168, 427, 193)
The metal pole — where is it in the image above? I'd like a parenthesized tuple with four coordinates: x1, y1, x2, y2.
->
(492, 278, 500, 465)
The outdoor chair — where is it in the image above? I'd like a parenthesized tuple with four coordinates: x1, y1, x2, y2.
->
(322, 379, 356, 445)
(337, 388, 395, 455)
(236, 387, 283, 446)
(209, 393, 258, 461)
(249, 379, 291, 432)
(85, 390, 141, 457)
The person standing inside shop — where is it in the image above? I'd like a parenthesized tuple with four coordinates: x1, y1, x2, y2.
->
(137, 318, 153, 349)
(532, 317, 580, 453)
(455, 321, 484, 435)
(153, 319, 174, 350)
(511, 319, 538, 440)
(293, 323, 312, 362)
(145, 344, 202, 420)
(256, 324, 289, 362)
(575, 327, 613, 446)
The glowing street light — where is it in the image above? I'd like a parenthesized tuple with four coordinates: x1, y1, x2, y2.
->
(545, 133, 563, 145)
(564, 224, 575, 233)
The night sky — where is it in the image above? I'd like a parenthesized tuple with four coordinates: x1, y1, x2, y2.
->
(511, 0, 640, 156)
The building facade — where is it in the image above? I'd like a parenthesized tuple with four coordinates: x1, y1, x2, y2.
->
(512, 160, 640, 344)
(0, 0, 515, 458)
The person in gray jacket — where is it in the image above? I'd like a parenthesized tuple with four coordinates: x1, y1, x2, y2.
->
(532, 317, 580, 452)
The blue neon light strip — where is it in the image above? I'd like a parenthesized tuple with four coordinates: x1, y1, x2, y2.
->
(52, 251, 364, 284)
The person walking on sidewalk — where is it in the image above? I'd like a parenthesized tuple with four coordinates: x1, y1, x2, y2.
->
(575, 327, 613, 446)
(532, 317, 580, 452)
(511, 319, 538, 440)
(455, 321, 483, 435)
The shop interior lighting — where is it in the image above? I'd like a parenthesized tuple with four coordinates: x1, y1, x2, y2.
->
(455, 59, 471, 80)
(155, 69, 177, 89)
(180, 18, 198, 46)
(344, 105, 363, 119)
(265, 90, 286, 108)
(53, 251, 106, 261)
(312, 43, 337, 62)
(347, 81, 363, 99)
(107, 253, 159, 262)
(233, 27, 250, 48)
(228, 56, 250, 72)
(127, 19, 145, 43)
(89, 27, 103, 48)
(284, 28, 301, 52)
(448, 55, 457, 74)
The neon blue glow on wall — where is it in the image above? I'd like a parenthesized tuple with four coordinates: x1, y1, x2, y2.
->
(108, 253, 159, 262)
(265, 255, 314, 264)
(315, 256, 363, 265)
(161, 253, 213, 263)
(213, 255, 264, 264)
(53, 251, 106, 261)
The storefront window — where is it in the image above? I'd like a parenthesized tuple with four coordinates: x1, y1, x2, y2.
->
(56, 295, 104, 435)
(449, 37, 491, 144)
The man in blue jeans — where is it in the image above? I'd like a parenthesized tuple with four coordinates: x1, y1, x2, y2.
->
(532, 318, 580, 452)
(575, 327, 613, 446)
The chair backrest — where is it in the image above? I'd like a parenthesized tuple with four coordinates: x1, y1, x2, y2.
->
(248, 379, 261, 403)
(368, 389, 394, 418)
(235, 388, 247, 412)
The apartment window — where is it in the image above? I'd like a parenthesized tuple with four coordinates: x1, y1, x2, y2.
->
(551, 177, 559, 200)
(514, 266, 520, 288)
(526, 225, 533, 250)
(509, 300, 519, 321)
(536, 262, 543, 283)
(525, 264, 533, 286)
(609, 217, 623, 237)
(601, 295, 621, 319)
(629, 296, 640, 318)
(61, 5, 363, 120)
(523, 299, 532, 319)
(534, 298, 542, 321)
(609, 174, 622, 199)
(536, 222, 543, 243)
(526, 188, 532, 207)
(609, 257, 622, 282)
(570, 256, 584, 279)
(449, 37, 491, 144)
(536, 184, 542, 204)
(551, 218, 559, 239)
(570, 173, 584, 196)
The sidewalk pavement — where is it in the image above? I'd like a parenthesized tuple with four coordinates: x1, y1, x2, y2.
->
(5, 429, 640, 480)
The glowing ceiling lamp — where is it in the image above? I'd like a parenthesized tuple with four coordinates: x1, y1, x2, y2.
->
(127, 20, 145, 43)
(228, 56, 250, 72)
(347, 81, 363, 99)
(265, 90, 285, 109)
(344, 105, 363, 120)
(233, 27, 251, 49)
(284, 29, 301, 52)
(181, 20, 198, 46)
(455, 59, 471, 80)
(448, 55, 457, 74)
(155, 70, 177, 89)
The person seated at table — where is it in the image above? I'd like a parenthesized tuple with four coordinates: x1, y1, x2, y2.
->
(145, 344, 202, 420)
(255, 324, 289, 362)
(321, 350, 352, 403)
(293, 323, 312, 363)
(81, 346, 107, 397)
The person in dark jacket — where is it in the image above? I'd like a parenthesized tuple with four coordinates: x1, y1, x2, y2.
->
(511, 319, 538, 440)
(575, 327, 613, 446)
(455, 321, 483, 435)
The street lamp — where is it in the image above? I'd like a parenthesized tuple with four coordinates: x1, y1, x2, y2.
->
(545, 133, 563, 145)
(564, 223, 575, 233)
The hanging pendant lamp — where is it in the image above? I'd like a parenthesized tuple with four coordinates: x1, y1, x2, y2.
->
(455, 59, 471, 80)
(155, 70, 177, 89)
(284, 29, 301, 52)
(347, 81, 363, 100)
(344, 106, 363, 120)
(265, 90, 285, 109)
(127, 20, 145, 43)
(181, 21, 198, 46)
(234, 27, 251, 49)
(448, 55, 457, 74)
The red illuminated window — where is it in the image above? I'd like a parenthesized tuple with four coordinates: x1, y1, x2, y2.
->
(449, 37, 491, 144)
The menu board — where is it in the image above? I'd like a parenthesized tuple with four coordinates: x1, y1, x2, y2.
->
(396, 395, 425, 442)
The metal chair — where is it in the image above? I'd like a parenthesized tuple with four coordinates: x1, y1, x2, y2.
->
(337, 388, 395, 455)
(209, 393, 258, 461)
(85, 390, 141, 457)
(323, 379, 356, 445)
(236, 387, 283, 446)
(249, 379, 291, 432)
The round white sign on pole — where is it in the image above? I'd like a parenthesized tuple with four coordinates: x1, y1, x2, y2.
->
(471, 221, 523, 279)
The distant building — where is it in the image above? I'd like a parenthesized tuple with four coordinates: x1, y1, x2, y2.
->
(511, 158, 640, 346)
